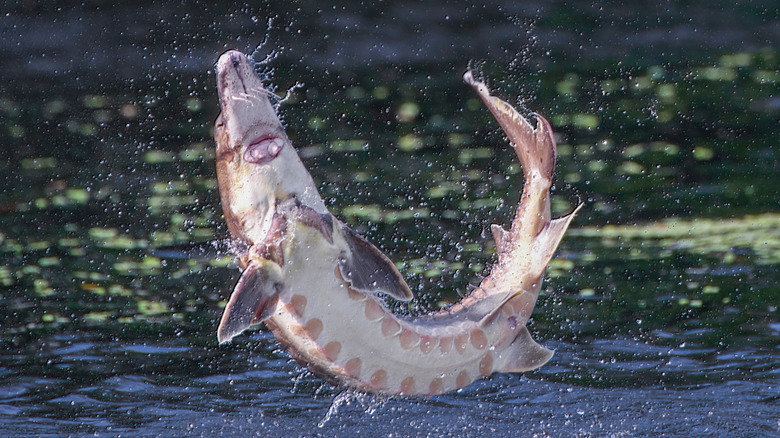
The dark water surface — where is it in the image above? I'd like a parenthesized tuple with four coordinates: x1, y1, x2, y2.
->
(1, 2, 778, 437)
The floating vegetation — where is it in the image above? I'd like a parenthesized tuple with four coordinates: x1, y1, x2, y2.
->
(330, 139, 368, 152)
(144, 150, 176, 164)
(21, 157, 57, 170)
(398, 257, 468, 277)
(340, 204, 430, 223)
(113, 256, 164, 276)
(137, 300, 169, 316)
(397, 134, 424, 152)
(396, 102, 420, 122)
(572, 213, 780, 265)
(457, 147, 493, 164)
(179, 143, 214, 161)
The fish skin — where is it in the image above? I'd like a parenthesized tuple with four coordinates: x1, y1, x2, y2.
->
(213, 50, 580, 396)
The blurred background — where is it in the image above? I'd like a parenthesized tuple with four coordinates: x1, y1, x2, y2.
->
(1, 1, 778, 436)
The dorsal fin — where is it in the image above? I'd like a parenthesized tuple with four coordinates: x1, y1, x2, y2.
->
(491, 223, 509, 256)
(531, 204, 583, 274)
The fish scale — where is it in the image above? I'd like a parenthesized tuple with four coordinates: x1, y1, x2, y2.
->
(212, 50, 580, 396)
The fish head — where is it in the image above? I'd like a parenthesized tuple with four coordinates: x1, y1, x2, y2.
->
(215, 50, 287, 168)
(214, 50, 325, 244)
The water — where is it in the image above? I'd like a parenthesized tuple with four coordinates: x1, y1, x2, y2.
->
(1, 2, 778, 437)
(1, 332, 776, 436)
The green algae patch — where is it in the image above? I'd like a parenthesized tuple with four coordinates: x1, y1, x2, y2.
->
(138, 300, 169, 316)
(458, 147, 493, 164)
(21, 157, 57, 170)
(144, 150, 176, 164)
(330, 139, 368, 152)
(152, 181, 191, 194)
(397, 102, 420, 123)
(340, 204, 430, 224)
(89, 228, 148, 250)
(83, 312, 113, 323)
(113, 256, 164, 276)
(179, 143, 215, 161)
(572, 213, 780, 265)
(397, 134, 424, 152)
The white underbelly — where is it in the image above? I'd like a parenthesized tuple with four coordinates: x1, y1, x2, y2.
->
(266, 224, 498, 395)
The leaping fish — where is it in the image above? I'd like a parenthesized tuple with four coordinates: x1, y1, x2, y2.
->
(213, 50, 580, 396)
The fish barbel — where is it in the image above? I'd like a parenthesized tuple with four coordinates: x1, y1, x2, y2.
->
(213, 50, 580, 396)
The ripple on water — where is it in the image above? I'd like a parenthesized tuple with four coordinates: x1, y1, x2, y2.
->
(122, 345, 191, 354)
(50, 342, 96, 356)
(0, 404, 23, 416)
(104, 375, 158, 393)
(0, 383, 30, 400)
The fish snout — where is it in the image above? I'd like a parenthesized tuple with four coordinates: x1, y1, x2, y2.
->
(217, 50, 251, 75)
(215, 50, 261, 108)
(214, 50, 283, 153)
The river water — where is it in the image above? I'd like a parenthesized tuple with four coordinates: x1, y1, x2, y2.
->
(1, 2, 778, 437)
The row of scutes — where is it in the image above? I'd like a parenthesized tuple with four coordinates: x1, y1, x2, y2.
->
(283, 289, 496, 395)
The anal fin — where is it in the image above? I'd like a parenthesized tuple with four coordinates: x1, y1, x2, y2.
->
(497, 326, 554, 373)
(217, 259, 283, 344)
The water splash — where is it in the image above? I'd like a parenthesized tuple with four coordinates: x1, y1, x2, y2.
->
(250, 17, 278, 66)
(318, 391, 387, 428)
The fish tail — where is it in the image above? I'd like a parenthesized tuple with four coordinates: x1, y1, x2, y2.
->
(464, 70, 580, 291)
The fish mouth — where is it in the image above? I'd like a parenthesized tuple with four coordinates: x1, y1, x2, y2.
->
(243, 136, 284, 165)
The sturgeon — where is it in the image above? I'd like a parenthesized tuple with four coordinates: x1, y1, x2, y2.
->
(213, 50, 580, 396)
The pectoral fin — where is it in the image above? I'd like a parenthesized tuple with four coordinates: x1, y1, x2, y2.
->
(497, 326, 554, 373)
(278, 197, 334, 244)
(217, 259, 284, 344)
(338, 225, 413, 302)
